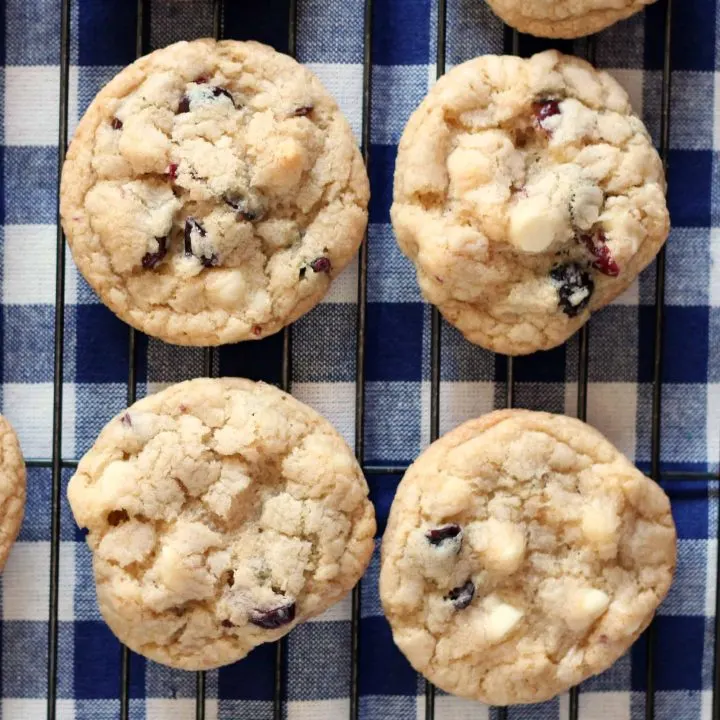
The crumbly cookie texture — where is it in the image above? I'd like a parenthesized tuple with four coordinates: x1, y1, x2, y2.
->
(0, 415, 26, 571)
(391, 50, 668, 355)
(485, 0, 656, 38)
(380, 410, 676, 705)
(60, 39, 369, 346)
(68, 378, 375, 670)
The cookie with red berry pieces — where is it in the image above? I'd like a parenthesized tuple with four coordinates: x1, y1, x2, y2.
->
(0, 414, 26, 571)
(485, 0, 657, 39)
(391, 50, 669, 355)
(380, 410, 676, 705)
(60, 39, 368, 346)
(68, 378, 375, 670)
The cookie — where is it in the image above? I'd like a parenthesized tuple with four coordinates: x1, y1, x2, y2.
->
(391, 50, 668, 355)
(60, 39, 369, 346)
(485, 0, 656, 38)
(380, 410, 676, 705)
(67, 378, 376, 670)
(0, 415, 26, 571)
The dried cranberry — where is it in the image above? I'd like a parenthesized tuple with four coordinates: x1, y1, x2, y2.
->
(550, 263, 594, 317)
(177, 96, 191, 114)
(249, 601, 296, 629)
(223, 194, 264, 222)
(184, 217, 217, 267)
(581, 230, 620, 277)
(111, 118, 123, 130)
(293, 105, 314, 117)
(252, 325, 263, 336)
(310, 257, 332, 274)
(425, 524, 462, 546)
(221, 619, 234, 628)
(167, 163, 179, 180)
(532, 99, 561, 128)
(194, 75, 209, 84)
(445, 580, 475, 610)
(120, 412, 132, 427)
(212, 86, 235, 105)
(107, 509, 129, 526)
(142, 237, 168, 270)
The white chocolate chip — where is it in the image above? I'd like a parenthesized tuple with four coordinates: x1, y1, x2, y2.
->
(582, 500, 620, 558)
(566, 587, 610, 631)
(484, 600, 524, 644)
(570, 183, 603, 231)
(509, 194, 563, 253)
(206, 270, 247, 311)
(470, 518, 526, 575)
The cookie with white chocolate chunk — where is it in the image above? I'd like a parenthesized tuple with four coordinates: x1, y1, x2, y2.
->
(60, 39, 368, 346)
(380, 410, 676, 705)
(391, 50, 668, 355)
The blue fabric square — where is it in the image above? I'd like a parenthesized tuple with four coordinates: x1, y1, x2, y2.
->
(365, 381, 422, 464)
(512, 345, 567, 384)
(661, 539, 708, 615)
(446, 0, 504, 64)
(663, 481, 709, 540)
(4, 147, 58, 225)
(359, 617, 418, 696)
(441, 322, 496, 382)
(511, 699, 561, 720)
(511, 382, 568, 415)
(286, 623, 352, 699)
(373, 0, 432, 66)
(639, 305, 708, 383)
(74, 621, 145, 698)
(665, 227, 710, 307)
(296, 0, 363, 62)
(368, 144, 396, 224)
(78, 0, 136, 66)
(632, 616, 704, 691)
(6, 0, 61, 65)
(3, 304, 55, 383)
(366, 303, 424, 382)
(75, 304, 146, 384)
(220, 335, 284, 385)
(367, 224, 423, 304)
(368, 473, 401, 535)
(216, 643, 276, 700)
(667, 150, 712, 228)
(670, 72, 714, 150)
(1, 621, 48, 698)
(293, 304, 357, 382)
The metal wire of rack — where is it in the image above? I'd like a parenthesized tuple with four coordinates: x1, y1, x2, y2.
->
(42, 0, 687, 718)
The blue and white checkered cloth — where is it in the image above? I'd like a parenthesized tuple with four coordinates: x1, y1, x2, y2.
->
(0, 0, 716, 717)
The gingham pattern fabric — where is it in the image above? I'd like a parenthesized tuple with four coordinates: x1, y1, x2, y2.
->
(0, 0, 715, 718)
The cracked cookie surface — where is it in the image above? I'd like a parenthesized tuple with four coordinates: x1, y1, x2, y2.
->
(485, 0, 657, 38)
(60, 39, 369, 346)
(0, 415, 25, 571)
(380, 410, 676, 705)
(68, 378, 376, 670)
(391, 50, 668, 355)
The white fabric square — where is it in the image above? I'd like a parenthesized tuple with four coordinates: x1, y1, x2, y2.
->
(322, 258, 359, 304)
(565, 382, 637, 460)
(433, 694, 491, 719)
(2, 541, 75, 622)
(3, 699, 74, 719)
(305, 63, 362, 143)
(293, 382, 355, 448)
(714, 72, 720, 151)
(608, 68, 644, 117)
(308, 592, 351, 623)
(709, 230, 720, 306)
(560, 691, 630, 720)
(2, 382, 75, 458)
(707, 383, 720, 466)
(420, 381, 495, 448)
(610, 277, 639, 306)
(4, 66, 78, 146)
(147, 698, 217, 720)
(3, 225, 57, 305)
(706, 538, 717, 617)
(287, 698, 349, 719)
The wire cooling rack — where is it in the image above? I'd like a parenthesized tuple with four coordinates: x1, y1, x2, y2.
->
(35, 0, 713, 718)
